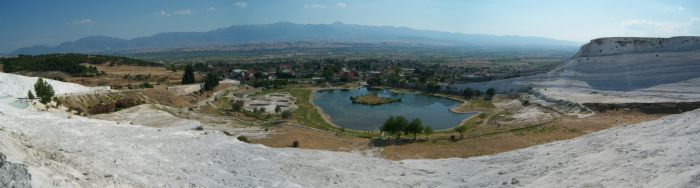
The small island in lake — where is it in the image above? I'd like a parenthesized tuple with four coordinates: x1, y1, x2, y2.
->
(350, 94, 401, 105)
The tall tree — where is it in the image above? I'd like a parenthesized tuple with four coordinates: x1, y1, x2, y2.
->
(380, 116, 396, 138)
(462, 88, 475, 99)
(394, 116, 408, 140)
(485, 88, 496, 100)
(232, 100, 244, 112)
(34, 78, 55, 104)
(181, 64, 195, 84)
(424, 125, 434, 141)
(454, 125, 467, 140)
(407, 118, 423, 140)
(201, 72, 220, 91)
(27, 90, 35, 100)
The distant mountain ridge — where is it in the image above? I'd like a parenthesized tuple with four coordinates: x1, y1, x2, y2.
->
(10, 22, 581, 55)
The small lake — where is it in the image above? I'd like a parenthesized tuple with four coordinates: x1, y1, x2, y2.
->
(313, 87, 476, 131)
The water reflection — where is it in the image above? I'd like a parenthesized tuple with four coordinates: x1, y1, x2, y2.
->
(313, 87, 475, 131)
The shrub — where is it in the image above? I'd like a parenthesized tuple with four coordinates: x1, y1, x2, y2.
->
(237, 136, 250, 143)
(115, 98, 141, 110)
(281, 111, 293, 119)
(34, 78, 55, 104)
(232, 100, 244, 112)
(142, 82, 153, 88)
(292, 140, 299, 148)
(27, 90, 35, 100)
(274, 105, 282, 113)
(201, 72, 220, 91)
(89, 103, 116, 114)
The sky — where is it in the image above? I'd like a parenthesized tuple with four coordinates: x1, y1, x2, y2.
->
(0, 0, 698, 53)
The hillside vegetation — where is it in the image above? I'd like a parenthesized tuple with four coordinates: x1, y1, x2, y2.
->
(0, 54, 161, 76)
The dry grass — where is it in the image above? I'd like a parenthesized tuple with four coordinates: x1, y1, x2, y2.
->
(351, 95, 399, 105)
(253, 109, 667, 160)
(251, 125, 370, 152)
(64, 63, 199, 88)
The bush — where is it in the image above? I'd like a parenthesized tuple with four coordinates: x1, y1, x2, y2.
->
(292, 140, 299, 148)
(141, 82, 153, 88)
(232, 100, 244, 112)
(27, 90, 35, 100)
(281, 111, 293, 119)
(115, 98, 141, 110)
(201, 72, 220, 91)
(34, 78, 55, 104)
(89, 103, 116, 114)
(237, 136, 250, 143)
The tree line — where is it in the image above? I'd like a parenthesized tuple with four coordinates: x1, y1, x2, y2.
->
(380, 116, 434, 140)
(1, 54, 160, 76)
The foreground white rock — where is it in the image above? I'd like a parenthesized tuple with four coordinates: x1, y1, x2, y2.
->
(1, 72, 700, 187)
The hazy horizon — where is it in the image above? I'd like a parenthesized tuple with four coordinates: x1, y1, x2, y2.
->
(1, 0, 698, 53)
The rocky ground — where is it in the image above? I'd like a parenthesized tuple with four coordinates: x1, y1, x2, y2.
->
(1, 72, 700, 187)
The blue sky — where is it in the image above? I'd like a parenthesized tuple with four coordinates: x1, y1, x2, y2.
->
(0, 0, 698, 53)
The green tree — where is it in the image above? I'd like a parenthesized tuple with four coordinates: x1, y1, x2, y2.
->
(141, 82, 153, 88)
(201, 72, 220, 91)
(380, 116, 396, 138)
(281, 111, 293, 119)
(454, 125, 467, 140)
(381, 116, 407, 140)
(407, 118, 423, 140)
(474, 90, 482, 97)
(394, 116, 408, 140)
(275, 105, 282, 113)
(27, 90, 35, 100)
(181, 64, 195, 84)
(485, 88, 496, 100)
(423, 125, 434, 140)
(232, 100, 244, 112)
(462, 88, 474, 99)
(34, 78, 55, 104)
(367, 77, 382, 87)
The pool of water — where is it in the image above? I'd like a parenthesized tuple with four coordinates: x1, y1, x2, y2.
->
(9, 100, 29, 109)
(313, 87, 475, 131)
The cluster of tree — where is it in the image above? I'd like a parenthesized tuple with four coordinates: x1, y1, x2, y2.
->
(181, 64, 196, 84)
(31, 78, 55, 104)
(461, 87, 496, 100)
(1, 54, 160, 76)
(3, 57, 101, 76)
(201, 72, 220, 91)
(250, 79, 288, 89)
(380, 116, 434, 140)
(232, 100, 244, 112)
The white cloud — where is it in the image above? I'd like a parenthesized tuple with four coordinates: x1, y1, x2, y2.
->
(68, 19, 93, 25)
(208, 6, 217, 11)
(158, 10, 171, 16)
(665, 5, 686, 12)
(174, 9, 192, 15)
(157, 9, 193, 16)
(336, 3, 347, 8)
(620, 17, 700, 37)
(305, 4, 327, 9)
(234, 1, 247, 8)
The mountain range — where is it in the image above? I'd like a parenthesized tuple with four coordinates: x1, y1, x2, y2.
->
(9, 22, 581, 55)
